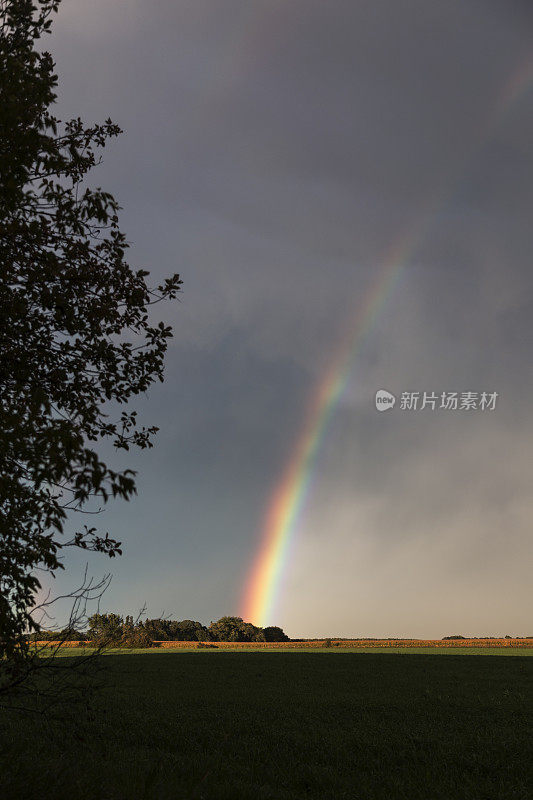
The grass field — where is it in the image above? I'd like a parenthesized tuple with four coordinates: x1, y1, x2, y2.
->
(1, 650, 532, 799)
(41, 645, 533, 656)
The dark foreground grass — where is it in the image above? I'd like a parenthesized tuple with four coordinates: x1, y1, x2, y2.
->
(1, 651, 532, 799)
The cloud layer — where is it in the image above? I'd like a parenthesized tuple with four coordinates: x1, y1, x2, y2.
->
(44, 0, 533, 637)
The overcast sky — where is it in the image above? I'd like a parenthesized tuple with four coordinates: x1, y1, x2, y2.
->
(45, 0, 533, 638)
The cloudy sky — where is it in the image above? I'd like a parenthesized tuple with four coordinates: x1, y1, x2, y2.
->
(46, 0, 533, 638)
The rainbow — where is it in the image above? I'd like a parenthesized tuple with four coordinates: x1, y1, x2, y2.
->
(240, 231, 416, 627)
(240, 50, 533, 628)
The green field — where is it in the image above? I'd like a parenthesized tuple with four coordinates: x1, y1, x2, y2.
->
(39, 645, 533, 656)
(1, 650, 532, 799)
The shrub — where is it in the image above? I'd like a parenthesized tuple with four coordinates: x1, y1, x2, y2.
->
(208, 617, 265, 642)
(120, 629, 153, 649)
(263, 626, 290, 642)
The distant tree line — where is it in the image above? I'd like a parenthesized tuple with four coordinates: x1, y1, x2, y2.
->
(28, 615, 290, 646)
(29, 623, 529, 647)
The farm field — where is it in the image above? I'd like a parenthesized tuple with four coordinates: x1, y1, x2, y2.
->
(1, 651, 532, 799)
(32, 645, 533, 656)
(30, 636, 533, 652)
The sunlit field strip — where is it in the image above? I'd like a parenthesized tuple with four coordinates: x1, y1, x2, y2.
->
(33, 638, 533, 653)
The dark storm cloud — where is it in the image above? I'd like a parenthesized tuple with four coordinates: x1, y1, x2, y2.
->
(46, 0, 533, 635)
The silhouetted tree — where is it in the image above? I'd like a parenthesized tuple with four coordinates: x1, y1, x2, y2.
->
(143, 618, 172, 641)
(263, 625, 290, 642)
(209, 617, 266, 642)
(120, 616, 152, 648)
(171, 620, 212, 641)
(86, 612, 152, 648)
(87, 613, 124, 645)
(0, 0, 180, 693)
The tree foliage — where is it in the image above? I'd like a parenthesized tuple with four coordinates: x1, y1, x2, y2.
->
(263, 625, 289, 642)
(87, 614, 152, 648)
(87, 613, 124, 645)
(142, 618, 211, 642)
(32, 612, 291, 645)
(208, 616, 266, 643)
(0, 0, 180, 682)
(168, 619, 212, 642)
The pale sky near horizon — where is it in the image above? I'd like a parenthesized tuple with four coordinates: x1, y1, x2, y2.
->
(41, 0, 533, 638)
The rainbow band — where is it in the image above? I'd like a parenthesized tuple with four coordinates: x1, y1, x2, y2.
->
(240, 234, 413, 627)
(240, 51, 533, 628)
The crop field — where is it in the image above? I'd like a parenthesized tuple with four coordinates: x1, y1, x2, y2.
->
(30, 636, 533, 651)
(1, 650, 532, 799)
(29, 641, 533, 657)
